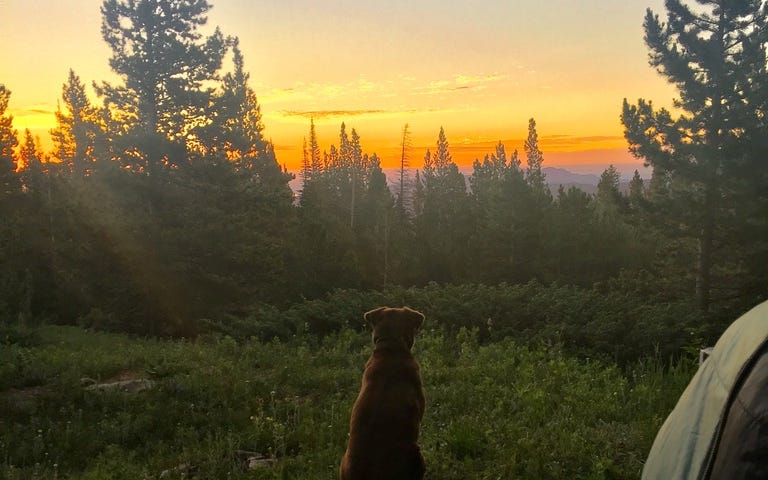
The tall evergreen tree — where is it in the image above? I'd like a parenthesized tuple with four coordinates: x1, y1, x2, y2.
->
(308, 118, 322, 175)
(469, 141, 512, 283)
(622, 0, 768, 310)
(206, 37, 266, 163)
(524, 118, 548, 197)
(51, 70, 103, 175)
(18, 129, 45, 194)
(595, 164, 624, 214)
(628, 170, 644, 200)
(350, 127, 363, 228)
(517, 118, 552, 278)
(300, 136, 311, 186)
(357, 153, 396, 286)
(0, 85, 19, 195)
(397, 123, 412, 216)
(414, 127, 470, 283)
(96, 0, 228, 172)
(298, 119, 322, 203)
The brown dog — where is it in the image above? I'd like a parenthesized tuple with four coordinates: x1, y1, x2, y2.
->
(339, 306, 426, 480)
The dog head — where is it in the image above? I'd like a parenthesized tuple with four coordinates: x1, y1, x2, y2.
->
(364, 306, 424, 351)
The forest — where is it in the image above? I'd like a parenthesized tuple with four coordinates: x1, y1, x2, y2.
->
(1, 0, 767, 478)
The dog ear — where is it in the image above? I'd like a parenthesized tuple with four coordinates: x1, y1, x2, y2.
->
(403, 307, 425, 330)
(364, 307, 387, 327)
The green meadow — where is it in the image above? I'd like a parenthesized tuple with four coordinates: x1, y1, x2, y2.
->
(1, 324, 694, 480)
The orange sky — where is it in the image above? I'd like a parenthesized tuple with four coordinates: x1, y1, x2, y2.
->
(2, 0, 678, 175)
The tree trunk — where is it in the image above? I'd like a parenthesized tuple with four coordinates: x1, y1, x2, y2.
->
(696, 183, 716, 312)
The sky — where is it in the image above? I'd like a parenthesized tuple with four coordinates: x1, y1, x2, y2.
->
(1, 0, 679, 176)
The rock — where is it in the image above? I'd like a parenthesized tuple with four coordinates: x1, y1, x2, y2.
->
(159, 463, 196, 478)
(85, 378, 155, 393)
(247, 455, 277, 470)
(234, 450, 277, 470)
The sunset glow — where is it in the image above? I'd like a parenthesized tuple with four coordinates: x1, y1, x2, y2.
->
(3, 0, 678, 174)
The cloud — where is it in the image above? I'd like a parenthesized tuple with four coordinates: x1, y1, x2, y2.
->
(421, 135, 627, 156)
(455, 74, 508, 85)
(260, 72, 509, 104)
(277, 107, 450, 120)
(539, 135, 625, 149)
(413, 73, 508, 96)
(13, 104, 56, 117)
(279, 109, 388, 120)
(259, 78, 385, 105)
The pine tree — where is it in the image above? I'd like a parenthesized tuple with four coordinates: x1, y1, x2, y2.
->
(18, 129, 45, 194)
(397, 123, 412, 216)
(350, 128, 363, 228)
(628, 170, 645, 206)
(0, 85, 19, 195)
(51, 70, 102, 175)
(208, 37, 267, 163)
(308, 118, 322, 175)
(358, 153, 396, 286)
(596, 165, 622, 206)
(469, 142, 511, 283)
(433, 126, 452, 171)
(518, 118, 553, 278)
(338, 122, 351, 169)
(300, 136, 311, 186)
(414, 127, 470, 282)
(622, 0, 768, 310)
(524, 118, 548, 197)
(96, 0, 228, 172)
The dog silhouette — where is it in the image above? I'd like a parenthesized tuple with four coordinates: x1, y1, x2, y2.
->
(339, 306, 426, 480)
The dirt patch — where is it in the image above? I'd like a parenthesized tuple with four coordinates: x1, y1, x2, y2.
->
(84, 370, 155, 393)
(2, 385, 51, 408)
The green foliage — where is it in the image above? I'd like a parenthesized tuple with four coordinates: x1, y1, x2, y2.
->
(622, 1, 768, 310)
(0, 326, 695, 479)
(0, 84, 18, 193)
(210, 282, 708, 365)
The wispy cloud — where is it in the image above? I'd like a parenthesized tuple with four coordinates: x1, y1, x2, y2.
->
(280, 109, 388, 120)
(259, 78, 380, 104)
(13, 104, 56, 117)
(420, 134, 627, 155)
(414, 73, 508, 96)
(258, 72, 510, 105)
(455, 74, 508, 85)
(278, 107, 449, 120)
(540, 135, 625, 149)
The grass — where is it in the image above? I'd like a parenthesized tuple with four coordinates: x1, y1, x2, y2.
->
(0, 325, 694, 479)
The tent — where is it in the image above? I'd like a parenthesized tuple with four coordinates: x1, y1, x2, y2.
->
(642, 300, 768, 479)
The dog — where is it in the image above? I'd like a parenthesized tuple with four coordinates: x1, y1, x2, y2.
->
(339, 306, 426, 480)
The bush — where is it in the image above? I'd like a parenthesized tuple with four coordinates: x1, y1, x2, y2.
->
(207, 281, 705, 365)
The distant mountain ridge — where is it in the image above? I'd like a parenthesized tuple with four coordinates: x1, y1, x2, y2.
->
(289, 166, 638, 196)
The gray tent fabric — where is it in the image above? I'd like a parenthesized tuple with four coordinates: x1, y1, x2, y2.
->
(641, 300, 768, 480)
(708, 350, 768, 479)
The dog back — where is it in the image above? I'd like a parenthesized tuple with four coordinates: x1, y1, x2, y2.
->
(340, 307, 426, 480)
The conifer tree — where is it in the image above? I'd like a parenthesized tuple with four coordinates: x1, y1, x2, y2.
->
(622, 0, 768, 310)
(350, 128, 363, 228)
(308, 118, 322, 175)
(596, 165, 622, 207)
(18, 129, 44, 194)
(96, 0, 228, 171)
(414, 127, 470, 282)
(300, 136, 311, 186)
(51, 70, 102, 175)
(0, 85, 19, 195)
(397, 123, 412, 215)
(524, 118, 548, 197)
(209, 37, 266, 163)
(628, 170, 645, 206)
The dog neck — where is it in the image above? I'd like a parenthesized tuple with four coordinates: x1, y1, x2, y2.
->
(373, 336, 411, 353)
